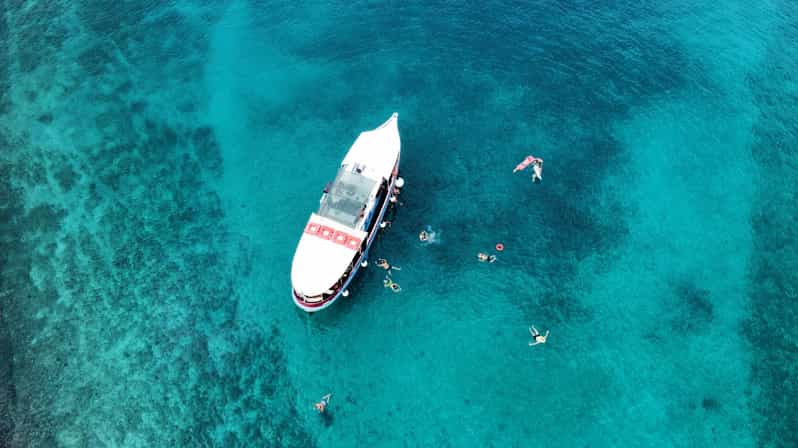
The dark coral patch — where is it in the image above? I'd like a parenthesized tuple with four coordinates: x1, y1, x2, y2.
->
(77, 44, 113, 76)
(668, 280, 714, 333)
(702, 397, 721, 411)
(192, 126, 224, 178)
(130, 100, 147, 113)
(55, 165, 79, 192)
(0, 316, 16, 447)
(24, 204, 66, 233)
(742, 7, 798, 446)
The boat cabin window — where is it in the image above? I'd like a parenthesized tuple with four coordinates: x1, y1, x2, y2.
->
(318, 168, 377, 227)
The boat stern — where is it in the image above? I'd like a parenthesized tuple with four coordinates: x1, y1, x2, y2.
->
(290, 215, 365, 312)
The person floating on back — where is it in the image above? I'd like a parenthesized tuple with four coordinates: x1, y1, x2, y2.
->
(315, 394, 332, 413)
(477, 252, 497, 263)
(528, 326, 549, 346)
(384, 276, 402, 292)
(513, 155, 544, 183)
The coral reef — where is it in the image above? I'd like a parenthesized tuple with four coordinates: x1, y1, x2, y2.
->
(746, 9, 798, 446)
(0, 1, 313, 446)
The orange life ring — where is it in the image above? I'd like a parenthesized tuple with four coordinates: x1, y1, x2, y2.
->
(495, 243, 504, 252)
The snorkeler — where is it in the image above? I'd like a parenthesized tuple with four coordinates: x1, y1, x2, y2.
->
(376, 258, 401, 271)
(528, 326, 549, 346)
(314, 394, 332, 413)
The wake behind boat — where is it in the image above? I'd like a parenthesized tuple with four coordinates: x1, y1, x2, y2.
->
(291, 113, 402, 312)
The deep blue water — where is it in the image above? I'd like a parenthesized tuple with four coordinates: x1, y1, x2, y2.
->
(1, 1, 797, 446)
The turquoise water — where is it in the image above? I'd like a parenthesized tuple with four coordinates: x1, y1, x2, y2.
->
(1, 0, 797, 446)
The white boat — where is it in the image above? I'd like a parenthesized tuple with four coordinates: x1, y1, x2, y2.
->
(291, 113, 402, 312)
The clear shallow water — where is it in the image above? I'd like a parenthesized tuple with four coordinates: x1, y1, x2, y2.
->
(1, 1, 796, 446)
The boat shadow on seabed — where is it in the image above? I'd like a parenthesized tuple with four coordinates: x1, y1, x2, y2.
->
(321, 410, 334, 426)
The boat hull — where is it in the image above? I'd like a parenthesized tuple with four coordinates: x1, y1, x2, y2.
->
(292, 162, 400, 312)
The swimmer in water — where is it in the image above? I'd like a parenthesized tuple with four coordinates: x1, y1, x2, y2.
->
(419, 226, 440, 244)
(528, 326, 549, 346)
(513, 155, 544, 183)
(314, 394, 332, 413)
(384, 276, 402, 292)
(376, 258, 401, 271)
(478, 252, 489, 262)
(532, 159, 543, 183)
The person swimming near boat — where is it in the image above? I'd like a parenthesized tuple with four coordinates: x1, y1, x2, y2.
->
(528, 326, 549, 346)
(419, 226, 439, 244)
(477, 252, 497, 263)
(376, 258, 401, 271)
(315, 394, 332, 413)
(513, 155, 544, 183)
(383, 276, 402, 292)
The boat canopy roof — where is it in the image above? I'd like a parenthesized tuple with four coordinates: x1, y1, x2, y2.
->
(318, 168, 378, 228)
